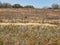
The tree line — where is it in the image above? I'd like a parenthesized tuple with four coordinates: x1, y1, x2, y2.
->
(0, 2, 34, 8)
(0, 2, 60, 9)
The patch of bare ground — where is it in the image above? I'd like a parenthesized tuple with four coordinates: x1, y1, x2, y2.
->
(0, 23, 57, 26)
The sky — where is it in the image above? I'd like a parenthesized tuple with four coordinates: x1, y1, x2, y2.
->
(0, 0, 60, 8)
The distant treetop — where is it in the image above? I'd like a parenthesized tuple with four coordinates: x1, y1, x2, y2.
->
(0, 2, 34, 8)
(12, 4, 23, 8)
(0, 1, 60, 9)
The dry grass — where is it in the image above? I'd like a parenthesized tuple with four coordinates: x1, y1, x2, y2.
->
(0, 8, 60, 45)
(0, 8, 60, 23)
(0, 25, 60, 45)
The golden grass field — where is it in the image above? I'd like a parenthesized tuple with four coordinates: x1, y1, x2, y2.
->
(0, 8, 60, 45)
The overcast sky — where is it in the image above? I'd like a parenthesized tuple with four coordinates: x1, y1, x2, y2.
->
(0, 0, 60, 8)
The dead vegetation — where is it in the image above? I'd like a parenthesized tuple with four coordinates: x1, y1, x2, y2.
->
(0, 25, 60, 45)
(0, 8, 60, 23)
(0, 8, 60, 45)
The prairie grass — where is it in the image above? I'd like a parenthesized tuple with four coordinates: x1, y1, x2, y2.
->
(0, 9, 60, 45)
(0, 25, 60, 45)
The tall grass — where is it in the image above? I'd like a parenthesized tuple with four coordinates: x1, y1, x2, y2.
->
(0, 25, 60, 45)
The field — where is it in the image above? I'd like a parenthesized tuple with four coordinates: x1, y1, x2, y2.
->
(0, 8, 60, 23)
(0, 8, 60, 45)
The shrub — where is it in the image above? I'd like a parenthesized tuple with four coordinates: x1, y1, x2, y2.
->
(2, 3, 12, 8)
(51, 4, 60, 9)
(12, 4, 23, 8)
(24, 5, 34, 8)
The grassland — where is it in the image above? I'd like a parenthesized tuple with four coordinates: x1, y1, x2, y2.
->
(0, 8, 60, 45)
(0, 25, 60, 45)
(0, 8, 60, 23)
